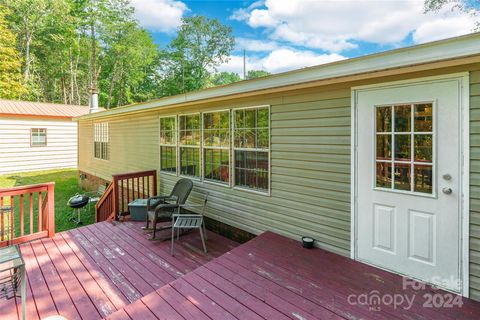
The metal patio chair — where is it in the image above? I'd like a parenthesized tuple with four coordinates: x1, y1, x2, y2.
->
(144, 178, 193, 240)
(171, 193, 209, 255)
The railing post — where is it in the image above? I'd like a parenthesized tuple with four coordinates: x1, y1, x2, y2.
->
(153, 171, 157, 196)
(113, 177, 119, 221)
(47, 183, 55, 238)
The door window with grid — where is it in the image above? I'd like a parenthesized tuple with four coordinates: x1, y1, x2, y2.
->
(160, 116, 177, 173)
(233, 106, 270, 192)
(203, 111, 230, 184)
(179, 114, 201, 178)
(375, 103, 433, 194)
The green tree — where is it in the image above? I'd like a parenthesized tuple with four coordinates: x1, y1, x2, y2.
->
(424, 0, 479, 28)
(4, 0, 159, 107)
(160, 16, 235, 96)
(247, 70, 271, 80)
(0, 4, 26, 99)
(99, 25, 158, 107)
(209, 72, 241, 86)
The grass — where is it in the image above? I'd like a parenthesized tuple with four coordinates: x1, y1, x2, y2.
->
(0, 169, 95, 235)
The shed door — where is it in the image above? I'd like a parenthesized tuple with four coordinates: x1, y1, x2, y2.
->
(356, 78, 462, 292)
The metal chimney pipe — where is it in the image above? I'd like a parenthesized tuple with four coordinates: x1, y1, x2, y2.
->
(90, 87, 99, 113)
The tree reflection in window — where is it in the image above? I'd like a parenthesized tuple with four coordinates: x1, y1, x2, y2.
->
(203, 111, 230, 184)
(233, 107, 269, 192)
(375, 103, 433, 194)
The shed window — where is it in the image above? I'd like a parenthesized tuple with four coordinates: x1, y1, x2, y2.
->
(160, 116, 177, 173)
(31, 128, 46, 146)
(203, 111, 230, 184)
(94, 122, 109, 160)
(179, 114, 201, 178)
(233, 106, 270, 192)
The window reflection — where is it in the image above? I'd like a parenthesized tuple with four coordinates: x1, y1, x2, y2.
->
(375, 103, 433, 194)
(394, 163, 411, 191)
(394, 135, 411, 161)
(376, 162, 392, 188)
(160, 146, 176, 173)
(414, 104, 433, 132)
(376, 106, 391, 132)
(180, 147, 200, 177)
(414, 134, 433, 162)
(394, 105, 411, 132)
(376, 135, 391, 160)
(414, 165, 433, 194)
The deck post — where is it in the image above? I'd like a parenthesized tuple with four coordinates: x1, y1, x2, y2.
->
(47, 182, 55, 238)
(113, 177, 119, 221)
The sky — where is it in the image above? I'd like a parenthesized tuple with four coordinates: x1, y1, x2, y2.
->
(129, 0, 479, 75)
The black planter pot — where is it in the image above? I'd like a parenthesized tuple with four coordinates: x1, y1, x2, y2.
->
(302, 236, 315, 249)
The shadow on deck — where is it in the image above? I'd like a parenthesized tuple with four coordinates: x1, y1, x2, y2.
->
(0, 221, 238, 320)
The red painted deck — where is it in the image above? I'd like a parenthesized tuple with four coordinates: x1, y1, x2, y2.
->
(106, 231, 480, 320)
(0, 221, 238, 320)
(2, 223, 480, 320)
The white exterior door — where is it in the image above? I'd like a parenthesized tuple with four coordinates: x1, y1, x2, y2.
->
(355, 76, 465, 293)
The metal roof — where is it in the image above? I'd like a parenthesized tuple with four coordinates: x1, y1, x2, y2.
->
(0, 99, 91, 118)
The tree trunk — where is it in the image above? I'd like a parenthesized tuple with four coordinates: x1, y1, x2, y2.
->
(24, 16, 31, 82)
(69, 47, 74, 104)
(117, 67, 125, 107)
(74, 34, 81, 104)
(107, 62, 117, 109)
(62, 76, 67, 104)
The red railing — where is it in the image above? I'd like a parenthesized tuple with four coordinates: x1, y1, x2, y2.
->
(0, 182, 55, 247)
(95, 182, 115, 222)
(96, 170, 157, 222)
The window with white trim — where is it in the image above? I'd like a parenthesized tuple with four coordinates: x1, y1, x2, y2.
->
(203, 110, 230, 184)
(160, 116, 177, 173)
(94, 122, 109, 160)
(179, 114, 201, 178)
(31, 128, 47, 146)
(233, 106, 270, 192)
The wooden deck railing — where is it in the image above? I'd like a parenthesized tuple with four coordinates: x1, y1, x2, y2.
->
(96, 170, 157, 222)
(0, 182, 55, 247)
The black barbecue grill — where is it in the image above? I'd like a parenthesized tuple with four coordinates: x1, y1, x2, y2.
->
(68, 194, 89, 224)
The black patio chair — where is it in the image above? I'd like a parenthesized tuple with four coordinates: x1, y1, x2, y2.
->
(144, 178, 193, 240)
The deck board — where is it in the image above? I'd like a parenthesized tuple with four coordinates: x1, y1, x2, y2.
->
(4, 221, 236, 320)
(4, 222, 480, 320)
(108, 231, 480, 320)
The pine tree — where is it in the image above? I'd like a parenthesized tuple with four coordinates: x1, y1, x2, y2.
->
(0, 5, 26, 99)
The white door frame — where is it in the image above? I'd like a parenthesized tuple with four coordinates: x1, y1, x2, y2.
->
(350, 72, 470, 297)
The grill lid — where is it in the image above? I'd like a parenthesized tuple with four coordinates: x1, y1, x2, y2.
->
(68, 195, 89, 208)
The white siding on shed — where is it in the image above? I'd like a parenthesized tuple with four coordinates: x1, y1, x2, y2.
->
(0, 117, 78, 174)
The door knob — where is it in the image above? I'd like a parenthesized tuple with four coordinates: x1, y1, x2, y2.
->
(442, 187, 453, 195)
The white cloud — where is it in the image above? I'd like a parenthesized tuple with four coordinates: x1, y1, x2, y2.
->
(231, 0, 477, 52)
(249, 8, 277, 27)
(413, 13, 477, 43)
(130, 0, 188, 32)
(218, 48, 346, 75)
(236, 38, 280, 52)
(229, 0, 264, 21)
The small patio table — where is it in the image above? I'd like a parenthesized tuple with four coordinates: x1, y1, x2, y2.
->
(0, 245, 26, 320)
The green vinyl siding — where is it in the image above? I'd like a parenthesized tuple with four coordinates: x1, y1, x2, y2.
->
(470, 69, 480, 300)
(153, 88, 352, 256)
(78, 66, 480, 300)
